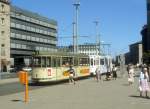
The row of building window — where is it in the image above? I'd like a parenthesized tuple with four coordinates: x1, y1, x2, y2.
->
(11, 32, 57, 45)
(11, 12, 57, 29)
(11, 22, 56, 37)
(80, 47, 98, 49)
(79, 49, 99, 51)
(10, 43, 57, 52)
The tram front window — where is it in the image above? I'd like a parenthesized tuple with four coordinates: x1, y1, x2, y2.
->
(34, 57, 41, 67)
(91, 59, 93, 66)
(100, 59, 104, 65)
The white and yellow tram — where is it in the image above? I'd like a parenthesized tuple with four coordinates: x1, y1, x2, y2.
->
(31, 52, 90, 83)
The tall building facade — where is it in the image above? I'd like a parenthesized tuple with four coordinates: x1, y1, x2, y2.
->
(129, 41, 143, 65)
(0, 0, 58, 72)
(0, 0, 10, 72)
(147, 0, 150, 50)
(10, 6, 57, 69)
(140, 0, 150, 63)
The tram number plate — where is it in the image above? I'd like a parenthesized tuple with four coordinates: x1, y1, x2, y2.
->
(47, 69, 51, 76)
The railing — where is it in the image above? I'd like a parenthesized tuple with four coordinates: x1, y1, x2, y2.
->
(0, 71, 31, 79)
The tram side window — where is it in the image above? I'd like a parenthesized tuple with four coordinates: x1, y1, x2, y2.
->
(62, 57, 73, 66)
(74, 58, 78, 66)
(96, 59, 99, 65)
(52, 57, 56, 67)
(46, 57, 51, 67)
(91, 58, 93, 66)
(79, 58, 89, 66)
(41, 57, 46, 67)
(34, 57, 41, 67)
(105, 58, 108, 66)
(57, 58, 61, 67)
(100, 59, 104, 65)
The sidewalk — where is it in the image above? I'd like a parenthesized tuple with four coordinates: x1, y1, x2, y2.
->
(0, 77, 19, 85)
(0, 76, 31, 85)
(0, 76, 150, 109)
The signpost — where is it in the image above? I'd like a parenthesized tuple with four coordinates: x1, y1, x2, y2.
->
(18, 71, 29, 103)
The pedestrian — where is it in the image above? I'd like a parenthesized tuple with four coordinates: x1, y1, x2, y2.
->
(105, 65, 112, 81)
(112, 65, 117, 80)
(127, 64, 130, 75)
(128, 65, 134, 85)
(95, 67, 101, 82)
(139, 67, 150, 98)
(68, 66, 76, 84)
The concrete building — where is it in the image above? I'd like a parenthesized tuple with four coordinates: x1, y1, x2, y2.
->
(58, 43, 100, 56)
(124, 52, 130, 65)
(0, 0, 58, 72)
(78, 43, 100, 55)
(129, 41, 143, 65)
(140, 0, 150, 63)
(147, 0, 150, 50)
(0, 0, 10, 72)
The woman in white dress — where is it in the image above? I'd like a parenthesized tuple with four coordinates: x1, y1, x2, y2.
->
(139, 67, 149, 98)
(128, 65, 134, 85)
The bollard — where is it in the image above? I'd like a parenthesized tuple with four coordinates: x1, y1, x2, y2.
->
(18, 71, 29, 103)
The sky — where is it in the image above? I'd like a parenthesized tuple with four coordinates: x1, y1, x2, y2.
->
(12, 0, 147, 56)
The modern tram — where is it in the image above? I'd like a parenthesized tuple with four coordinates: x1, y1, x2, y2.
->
(31, 52, 90, 83)
(89, 55, 112, 76)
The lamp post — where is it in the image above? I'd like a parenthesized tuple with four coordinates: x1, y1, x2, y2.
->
(73, 0, 80, 54)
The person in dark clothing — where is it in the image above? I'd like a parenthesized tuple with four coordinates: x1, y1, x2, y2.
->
(112, 65, 117, 80)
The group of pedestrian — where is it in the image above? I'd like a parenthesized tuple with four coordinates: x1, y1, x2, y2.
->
(127, 63, 150, 98)
(105, 65, 118, 81)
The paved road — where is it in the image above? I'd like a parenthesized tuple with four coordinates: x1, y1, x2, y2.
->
(0, 72, 149, 109)
(0, 81, 50, 96)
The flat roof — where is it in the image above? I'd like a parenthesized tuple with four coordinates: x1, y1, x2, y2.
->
(10, 5, 57, 25)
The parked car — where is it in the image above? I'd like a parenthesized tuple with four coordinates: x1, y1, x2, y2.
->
(22, 67, 32, 72)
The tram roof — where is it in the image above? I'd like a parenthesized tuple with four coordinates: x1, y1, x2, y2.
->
(33, 51, 89, 57)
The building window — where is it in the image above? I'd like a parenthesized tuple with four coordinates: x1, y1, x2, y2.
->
(11, 22, 15, 27)
(10, 43, 15, 48)
(36, 37, 39, 42)
(10, 32, 15, 38)
(26, 16, 30, 21)
(1, 31, 4, 36)
(31, 36, 36, 41)
(27, 26, 31, 31)
(40, 38, 43, 42)
(21, 15, 26, 20)
(1, 18, 4, 25)
(22, 44, 26, 49)
(1, 4, 5, 12)
(26, 36, 30, 40)
(16, 44, 21, 48)
(1, 44, 5, 56)
(16, 34, 21, 39)
(22, 35, 26, 40)
(16, 24, 20, 28)
(22, 25, 25, 30)
(44, 39, 47, 43)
